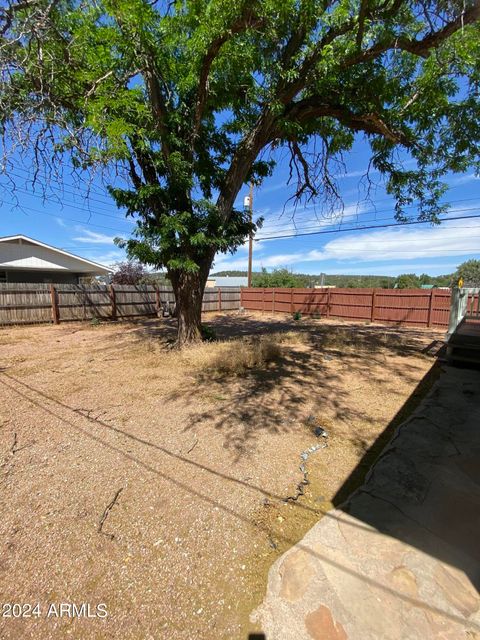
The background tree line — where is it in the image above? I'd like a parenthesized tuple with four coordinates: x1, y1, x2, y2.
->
(112, 259, 480, 288)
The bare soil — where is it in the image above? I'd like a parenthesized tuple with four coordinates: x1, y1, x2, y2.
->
(0, 312, 444, 639)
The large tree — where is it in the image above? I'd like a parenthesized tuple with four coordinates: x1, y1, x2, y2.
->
(1, 0, 479, 343)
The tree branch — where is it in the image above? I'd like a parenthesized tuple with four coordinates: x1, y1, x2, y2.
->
(276, 16, 357, 104)
(343, 2, 480, 67)
(192, 7, 263, 142)
(216, 110, 275, 220)
(356, 0, 368, 50)
(284, 97, 413, 146)
(142, 58, 171, 158)
(127, 157, 143, 190)
(128, 135, 159, 185)
(0, 0, 39, 36)
(288, 140, 318, 201)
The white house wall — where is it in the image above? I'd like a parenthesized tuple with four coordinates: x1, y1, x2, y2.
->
(0, 240, 100, 273)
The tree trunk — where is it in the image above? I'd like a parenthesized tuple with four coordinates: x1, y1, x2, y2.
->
(169, 259, 211, 346)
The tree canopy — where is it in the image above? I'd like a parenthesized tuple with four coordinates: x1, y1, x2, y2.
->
(1, 0, 479, 341)
(454, 259, 480, 287)
(252, 268, 311, 288)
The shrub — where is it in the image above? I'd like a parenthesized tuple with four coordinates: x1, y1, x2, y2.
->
(111, 261, 147, 285)
(201, 324, 217, 342)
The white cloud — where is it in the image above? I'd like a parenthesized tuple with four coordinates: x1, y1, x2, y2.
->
(448, 173, 480, 186)
(213, 250, 301, 271)
(72, 228, 117, 244)
(83, 249, 124, 267)
(334, 169, 372, 179)
(316, 219, 480, 262)
(260, 182, 293, 195)
(214, 217, 480, 273)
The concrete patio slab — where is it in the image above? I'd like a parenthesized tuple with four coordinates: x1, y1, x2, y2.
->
(252, 366, 480, 639)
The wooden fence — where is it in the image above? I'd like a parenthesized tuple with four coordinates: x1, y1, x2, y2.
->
(0, 283, 241, 326)
(4, 283, 474, 331)
(240, 287, 454, 329)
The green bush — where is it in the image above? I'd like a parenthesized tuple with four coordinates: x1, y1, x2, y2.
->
(201, 324, 217, 342)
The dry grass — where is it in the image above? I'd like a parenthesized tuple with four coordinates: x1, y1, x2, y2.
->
(272, 330, 309, 345)
(183, 335, 283, 376)
(178, 330, 311, 377)
(120, 331, 307, 378)
(318, 323, 414, 352)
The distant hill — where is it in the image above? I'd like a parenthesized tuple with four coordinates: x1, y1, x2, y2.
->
(212, 271, 250, 277)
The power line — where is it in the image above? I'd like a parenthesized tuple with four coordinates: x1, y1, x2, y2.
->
(63, 243, 480, 255)
(3, 173, 480, 246)
(4, 161, 115, 199)
(302, 230, 480, 246)
(256, 213, 480, 241)
(258, 174, 480, 214)
(260, 200, 480, 232)
(6, 183, 476, 235)
(8, 161, 480, 225)
(1, 181, 132, 221)
(5, 163, 480, 237)
(4, 171, 116, 208)
(10, 181, 478, 232)
(259, 207, 480, 237)
(7, 157, 480, 223)
(0, 199, 129, 233)
(302, 246, 480, 254)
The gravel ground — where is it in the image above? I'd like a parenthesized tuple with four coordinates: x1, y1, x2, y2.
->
(0, 312, 444, 639)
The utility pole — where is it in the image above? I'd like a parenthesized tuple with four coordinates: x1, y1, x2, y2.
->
(245, 182, 254, 288)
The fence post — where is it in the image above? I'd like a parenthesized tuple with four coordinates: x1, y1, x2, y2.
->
(218, 287, 222, 311)
(50, 284, 59, 324)
(291, 288, 294, 313)
(155, 287, 160, 314)
(272, 288, 275, 313)
(326, 289, 330, 317)
(447, 287, 468, 338)
(371, 289, 377, 322)
(427, 289, 434, 328)
(109, 284, 117, 320)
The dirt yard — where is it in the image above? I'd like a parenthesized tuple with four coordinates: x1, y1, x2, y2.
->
(0, 312, 444, 639)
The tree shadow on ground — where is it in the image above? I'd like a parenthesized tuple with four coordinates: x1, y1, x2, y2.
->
(112, 312, 440, 356)
(161, 315, 438, 460)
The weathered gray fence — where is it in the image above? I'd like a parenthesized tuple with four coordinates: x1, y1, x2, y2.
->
(0, 283, 241, 326)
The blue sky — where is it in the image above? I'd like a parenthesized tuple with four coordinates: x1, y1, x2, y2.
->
(1, 137, 479, 277)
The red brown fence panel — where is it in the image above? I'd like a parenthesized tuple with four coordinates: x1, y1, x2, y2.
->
(373, 289, 431, 326)
(328, 288, 373, 321)
(240, 287, 453, 329)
